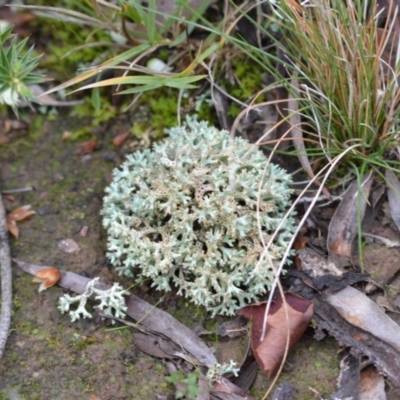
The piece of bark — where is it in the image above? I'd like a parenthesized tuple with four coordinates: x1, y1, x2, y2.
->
(331, 350, 360, 400)
(326, 286, 400, 353)
(359, 369, 386, 400)
(313, 293, 400, 386)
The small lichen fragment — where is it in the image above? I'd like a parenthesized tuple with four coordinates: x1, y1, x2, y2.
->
(58, 277, 128, 323)
(102, 118, 296, 315)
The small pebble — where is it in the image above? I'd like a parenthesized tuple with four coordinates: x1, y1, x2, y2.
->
(58, 238, 80, 253)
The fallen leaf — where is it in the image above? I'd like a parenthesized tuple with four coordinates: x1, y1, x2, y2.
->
(113, 132, 130, 147)
(236, 293, 314, 378)
(77, 139, 98, 155)
(7, 205, 35, 238)
(32, 267, 62, 292)
(385, 169, 400, 233)
(8, 205, 35, 222)
(2, 194, 16, 202)
(7, 219, 19, 238)
(326, 286, 400, 353)
(79, 225, 89, 237)
(0, 8, 35, 25)
(293, 235, 310, 269)
(359, 369, 386, 400)
(327, 173, 373, 262)
(314, 293, 400, 386)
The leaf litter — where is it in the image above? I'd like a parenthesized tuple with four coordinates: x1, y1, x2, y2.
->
(4, 1, 400, 398)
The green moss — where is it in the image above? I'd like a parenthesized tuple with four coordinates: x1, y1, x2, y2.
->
(250, 337, 339, 399)
(148, 94, 179, 137)
(223, 56, 265, 117)
(170, 297, 208, 327)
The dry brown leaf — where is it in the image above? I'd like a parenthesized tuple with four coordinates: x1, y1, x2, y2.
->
(293, 235, 310, 269)
(327, 173, 373, 259)
(113, 132, 130, 147)
(32, 267, 62, 292)
(7, 205, 35, 238)
(0, 8, 36, 25)
(8, 204, 35, 222)
(2, 194, 16, 202)
(236, 293, 314, 378)
(385, 169, 400, 233)
(79, 225, 89, 237)
(7, 219, 19, 238)
(326, 286, 400, 353)
(77, 139, 98, 155)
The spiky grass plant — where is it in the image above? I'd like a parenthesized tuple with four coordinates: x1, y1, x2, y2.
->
(266, 0, 400, 174)
(0, 26, 43, 114)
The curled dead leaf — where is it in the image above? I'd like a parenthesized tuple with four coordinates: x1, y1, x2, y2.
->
(8, 205, 35, 222)
(32, 267, 62, 292)
(79, 225, 89, 237)
(237, 293, 314, 378)
(113, 132, 130, 148)
(7, 219, 19, 238)
(327, 173, 373, 259)
(7, 205, 36, 238)
(77, 139, 98, 155)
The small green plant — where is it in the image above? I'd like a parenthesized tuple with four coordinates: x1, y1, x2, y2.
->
(165, 370, 202, 399)
(0, 26, 44, 114)
(40, 1, 215, 103)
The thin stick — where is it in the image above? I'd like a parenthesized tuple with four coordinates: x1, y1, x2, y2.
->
(1, 186, 34, 195)
(0, 194, 12, 360)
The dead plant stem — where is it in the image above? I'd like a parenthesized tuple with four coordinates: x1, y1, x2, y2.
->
(0, 194, 12, 360)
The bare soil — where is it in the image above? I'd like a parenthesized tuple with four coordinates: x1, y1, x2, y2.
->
(0, 114, 341, 399)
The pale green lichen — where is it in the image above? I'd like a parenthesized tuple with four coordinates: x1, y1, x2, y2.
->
(58, 278, 128, 322)
(102, 118, 295, 315)
(206, 360, 240, 384)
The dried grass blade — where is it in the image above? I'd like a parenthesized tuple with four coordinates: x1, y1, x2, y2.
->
(288, 90, 329, 197)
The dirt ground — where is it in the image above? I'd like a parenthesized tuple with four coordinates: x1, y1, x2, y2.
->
(1, 112, 388, 400)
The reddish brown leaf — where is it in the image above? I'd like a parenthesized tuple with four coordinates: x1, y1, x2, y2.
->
(7, 205, 35, 238)
(0, 8, 36, 25)
(32, 267, 62, 292)
(77, 139, 98, 155)
(8, 205, 35, 222)
(113, 132, 130, 147)
(7, 219, 19, 238)
(79, 225, 89, 237)
(2, 194, 16, 202)
(294, 236, 310, 269)
(237, 293, 314, 378)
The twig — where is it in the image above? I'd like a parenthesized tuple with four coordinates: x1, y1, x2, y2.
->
(0, 194, 12, 360)
(1, 186, 35, 195)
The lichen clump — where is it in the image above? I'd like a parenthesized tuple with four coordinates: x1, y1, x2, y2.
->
(102, 119, 295, 315)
